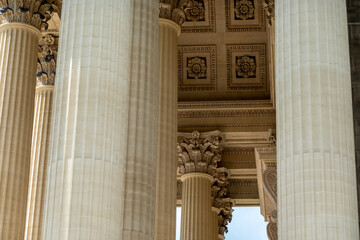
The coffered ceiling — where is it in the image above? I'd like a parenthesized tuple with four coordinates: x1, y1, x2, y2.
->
(178, 0, 271, 101)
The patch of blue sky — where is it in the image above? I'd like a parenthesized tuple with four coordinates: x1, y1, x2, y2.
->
(176, 206, 267, 240)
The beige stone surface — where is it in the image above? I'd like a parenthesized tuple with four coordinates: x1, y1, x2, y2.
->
(154, 19, 180, 240)
(25, 86, 54, 240)
(41, 1, 133, 239)
(121, 1, 159, 239)
(0, 23, 40, 240)
(211, 207, 220, 240)
(276, 0, 359, 239)
(180, 173, 213, 240)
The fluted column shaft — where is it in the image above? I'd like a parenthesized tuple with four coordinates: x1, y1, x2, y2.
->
(0, 23, 40, 240)
(155, 19, 180, 240)
(180, 173, 213, 240)
(41, 1, 133, 239)
(211, 207, 220, 240)
(25, 85, 54, 240)
(121, 1, 159, 239)
(276, 0, 359, 239)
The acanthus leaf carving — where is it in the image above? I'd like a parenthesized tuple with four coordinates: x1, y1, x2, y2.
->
(263, 0, 274, 25)
(37, 34, 57, 86)
(212, 167, 233, 237)
(177, 131, 223, 175)
(0, 0, 62, 30)
(159, 1, 185, 26)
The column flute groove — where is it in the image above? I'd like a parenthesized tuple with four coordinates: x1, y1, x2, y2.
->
(177, 131, 223, 240)
(276, 0, 359, 239)
(121, 1, 159, 239)
(0, 1, 60, 238)
(155, 1, 184, 239)
(41, 1, 133, 239)
(25, 35, 58, 240)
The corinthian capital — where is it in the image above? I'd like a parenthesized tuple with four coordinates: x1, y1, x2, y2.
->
(36, 34, 57, 86)
(0, 0, 62, 30)
(212, 168, 229, 203)
(159, 0, 185, 25)
(263, 0, 274, 25)
(177, 131, 223, 175)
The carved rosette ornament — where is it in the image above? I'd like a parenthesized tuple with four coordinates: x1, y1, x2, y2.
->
(0, 0, 62, 30)
(212, 168, 233, 237)
(159, 0, 185, 25)
(263, 0, 274, 25)
(177, 131, 223, 175)
(36, 34, 57, 86)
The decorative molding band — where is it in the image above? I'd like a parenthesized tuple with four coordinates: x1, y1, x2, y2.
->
(178, 109, 276, 118)
(178, 100, 274, 109)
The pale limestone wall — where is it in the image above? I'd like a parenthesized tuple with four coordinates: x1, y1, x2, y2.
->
(276, 0, 359, 239)
(0, 23, 40, 240)
(41, 1, 133, 239)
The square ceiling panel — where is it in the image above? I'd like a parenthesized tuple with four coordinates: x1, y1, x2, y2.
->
(178, 45, 217, 92)
(226, 44, 267, 91)
(179, 0, 216, 33)
(225, 0, 265, 32)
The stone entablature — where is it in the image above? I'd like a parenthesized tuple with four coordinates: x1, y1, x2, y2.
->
(177, 131, 223, 175)
(0, 0, 62, 30)
(37, 34, 58, 86)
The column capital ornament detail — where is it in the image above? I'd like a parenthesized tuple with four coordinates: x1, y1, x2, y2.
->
(212, 167, 233, 237)
(37, 34, 57, 86)
(263, 0, 274, 25)
(177, 131, 223, 175)
(159, 1, 185, 26)
(0, 0, 62, 30)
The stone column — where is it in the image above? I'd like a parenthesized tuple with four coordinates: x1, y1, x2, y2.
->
(177, 131, 223, 240)
(276, 0, 359, 239)
(0, 2, 58, 239)
(211, 207, 220, 240)
(25, 34, 58, 240)
(155, 2, 184, 239)
(121, 0, 159, 239)
(41, 1, 133, 239)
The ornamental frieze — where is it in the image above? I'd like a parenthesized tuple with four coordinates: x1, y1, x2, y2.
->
(37, 34, 58, 86)
(177, 131, 223, 175)
(0, 0, 62, 30)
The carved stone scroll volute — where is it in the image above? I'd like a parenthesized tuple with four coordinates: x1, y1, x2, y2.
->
(263, 168, 277, 204)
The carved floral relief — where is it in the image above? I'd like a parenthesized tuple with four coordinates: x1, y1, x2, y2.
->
(235, 55, 256, 78)
(187, 56, 207, 79)
(234, 0, 255, 20)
